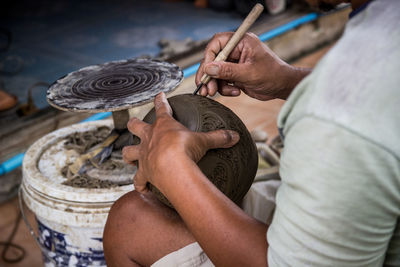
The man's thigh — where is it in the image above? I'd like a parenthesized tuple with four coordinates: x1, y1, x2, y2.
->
(103, 190, 196, 266)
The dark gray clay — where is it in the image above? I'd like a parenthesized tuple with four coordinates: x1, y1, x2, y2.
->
(47, 58, 183, 113)
(143, 94, 258, 208)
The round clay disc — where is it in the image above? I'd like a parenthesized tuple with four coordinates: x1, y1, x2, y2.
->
(47, 58, 183, 113)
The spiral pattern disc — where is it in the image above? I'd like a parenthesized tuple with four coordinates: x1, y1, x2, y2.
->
(47, 58, 183, 112)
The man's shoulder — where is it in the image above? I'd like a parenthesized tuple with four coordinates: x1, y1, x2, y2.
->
(278, 0, 400, 159)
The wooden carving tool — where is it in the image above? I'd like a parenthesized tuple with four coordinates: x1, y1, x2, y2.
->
(193, 3, 264, 95)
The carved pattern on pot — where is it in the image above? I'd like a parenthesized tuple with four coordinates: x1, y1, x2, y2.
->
(143, 94, 258, 209)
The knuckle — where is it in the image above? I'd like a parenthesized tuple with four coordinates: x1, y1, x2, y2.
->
(122, 146, 129, 156)
(155, 114, 170, 123)
(247, 32, 258, 40)
(248, 71, 257, 82)
(172, 129, 189, 141)
(154, 101, 163, 110)
(221, 65, 234, 79)
(155, 102, 172, 116)
(197, 59, 205, 72)
(169, 130, 191, 148)
(218, 32, 233, 38)
(204, 49, 215, 61)
(154, 96, 164, 106)
(133, 172, 142, 183)
(212, 32, 223, 40)
(127, 117, 139, 128)
(208, 32, 232, 50)
(128, 117, 140, 123)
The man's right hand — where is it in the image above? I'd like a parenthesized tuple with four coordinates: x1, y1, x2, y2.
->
(195, 32, 311, 100)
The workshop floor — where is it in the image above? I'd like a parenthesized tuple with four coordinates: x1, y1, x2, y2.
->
(0, 44, 333, 267)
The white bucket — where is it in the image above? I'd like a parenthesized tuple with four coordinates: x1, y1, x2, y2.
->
(20, 120, 133, 266)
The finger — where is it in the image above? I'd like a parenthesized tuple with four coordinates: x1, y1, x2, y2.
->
(204, 32, 237, 63)
(133, 170, 149, 194)
(200, 129, 240, 149)
(200, 85, 208, 96)
(204, 33, 249, 65)
(154, 92, 173, 117)
(196, 32, 249, 95)
(197, 32, 256, 89)
(127, 117, 150, 138)
(204, 61, 248, 83)
(196, 64, 218, 97)
(205, 79, 219, 96)
(196, 33, 235, 92)
(195, 59, 205, 86)
(218, 81, 241, 97)
(122, 145, 140, 163)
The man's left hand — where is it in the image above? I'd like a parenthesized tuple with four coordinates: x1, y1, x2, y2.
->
(122, 92, 240, 194)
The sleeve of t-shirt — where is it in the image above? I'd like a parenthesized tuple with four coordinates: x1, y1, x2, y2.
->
(267, 116, 400, 267)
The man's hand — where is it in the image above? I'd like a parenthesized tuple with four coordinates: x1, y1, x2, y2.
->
(196, 32, 311, 100)
(122, 92, 240, 193)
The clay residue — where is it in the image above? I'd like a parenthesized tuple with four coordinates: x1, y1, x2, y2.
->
(61, 127, 135, 188)
(63, 126, 110, 154)
(61, 173, 118, 189)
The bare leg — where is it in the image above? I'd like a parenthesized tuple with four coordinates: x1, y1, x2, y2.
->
(103, 190, 196, 267)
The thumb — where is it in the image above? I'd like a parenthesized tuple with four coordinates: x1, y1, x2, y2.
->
(205, 62, 247, 82)
(200, 129, 240, 150)
(133, 170, 149, 194)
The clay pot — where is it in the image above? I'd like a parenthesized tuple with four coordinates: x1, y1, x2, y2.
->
(143, 94, 258, 208)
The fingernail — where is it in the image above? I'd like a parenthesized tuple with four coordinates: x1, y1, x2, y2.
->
(231, 90, 240, 96)
(206, 64, 219, 76)
(228, 130, 240, 143)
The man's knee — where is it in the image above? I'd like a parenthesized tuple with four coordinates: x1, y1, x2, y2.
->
(104, 190, 147, 239)
(106, 190, 146, 225)
(103, 190, 194, 266)
(103, 191, 146, 265)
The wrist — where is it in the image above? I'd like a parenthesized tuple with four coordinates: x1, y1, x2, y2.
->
(150, 150, 194, 189)
(277, 64, 311, 100)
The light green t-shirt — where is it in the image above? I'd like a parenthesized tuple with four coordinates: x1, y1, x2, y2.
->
(268, 0, 400, 266)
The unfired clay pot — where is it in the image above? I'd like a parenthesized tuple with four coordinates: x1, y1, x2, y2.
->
(143, 94, 258, 208)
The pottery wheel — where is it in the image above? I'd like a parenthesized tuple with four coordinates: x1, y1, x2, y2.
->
(47, 58, 183, 113)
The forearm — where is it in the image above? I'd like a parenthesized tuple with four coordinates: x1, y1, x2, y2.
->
(154, 155, 268, 267)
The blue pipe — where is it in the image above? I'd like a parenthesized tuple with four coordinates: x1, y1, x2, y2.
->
(183, 63, 201, 78)
(259, 13, 318, 42)
(0, 12, 320, 177)
(0, 153, 25, 176)
(80, 112, 112, 123)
